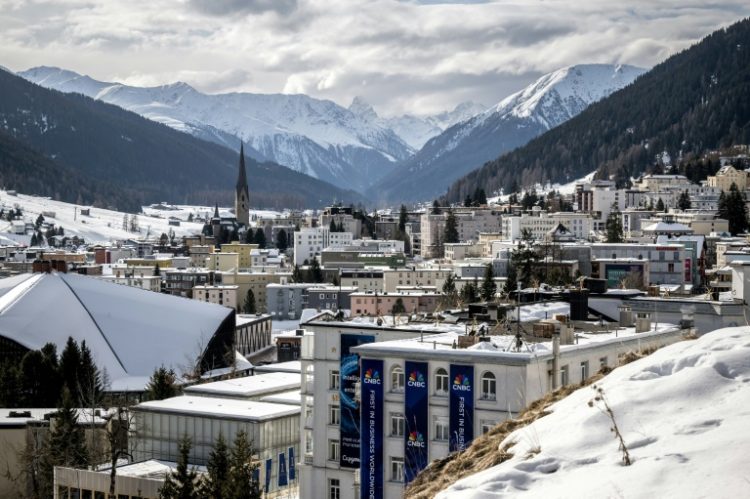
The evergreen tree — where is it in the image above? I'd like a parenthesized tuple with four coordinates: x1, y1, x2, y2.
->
(243, 289, 257, 315)
(253, 228, 267, 249)
(503, 264, 518, 296)
(719, 183, 749, 235)
(244, 228, 254, 244)
(473, 188, 487, 206)
(0, 361, 20, 408)
(59, 337, 82, 401)
(308, 258, 324, 283)
(460, 280, 478, 304)
(480, 263, 497, 302)
(398, 205, 408, 233)
(329, 219, 337, 232)
(443, 210, 459, 244)
(159, 436, 198, 499)
(291, 264, 304, 283)
(464, 194, 473, 207)
(77, 340, 103, 407)
(391, 298, 406, 314)
(605, 203, 624, 243)
(511, 230, 539, 288)
(199, 433, 230, 499)
(656, 198, 665, 212)
(147, 366, 179, 401)
(276, 229, 288, 252)
(30, 233, 38, 246)
(47, 388, 89, 470)
(441, 274, 456, 295)
(226, 430, 261, 499)
(677, 190, 692, 210)
(431, 200, 441, 215)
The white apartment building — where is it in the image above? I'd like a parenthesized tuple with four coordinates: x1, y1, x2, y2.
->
(503, 209, 592, 241)
(297, 319, 451, 499)
(298, 316, 686, 499)
(294, 228, 354, 265)
(590, 243, 688, 287)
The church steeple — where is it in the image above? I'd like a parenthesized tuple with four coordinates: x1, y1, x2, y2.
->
(235, 142, 250, 226)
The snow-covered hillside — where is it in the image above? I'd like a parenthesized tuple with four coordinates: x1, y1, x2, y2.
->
(439, 326, 750, 498)
(19, 67, 413, 193)
(0, 190, 208, 245)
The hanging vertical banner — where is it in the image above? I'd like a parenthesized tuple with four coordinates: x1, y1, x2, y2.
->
(360, 358, 384, 499)
(404, 360, 429, 484)
(265, 457, 273, 493)
(340, 334, 376, 469)
(449, 364, 474, 453)
(288, 447, 296, 481)
(278, 451, 288, 487)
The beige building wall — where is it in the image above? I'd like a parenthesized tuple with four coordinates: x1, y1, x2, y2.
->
(193, 285, 239, 310)
(221, 242, 259, 269)
(707, 165, 749, 191)
(383, 268, 452, 292)
(206, 252, 240, 272)
(221, 271, 291, 313)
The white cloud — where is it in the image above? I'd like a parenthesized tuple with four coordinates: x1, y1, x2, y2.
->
(0, 0, 748, 116)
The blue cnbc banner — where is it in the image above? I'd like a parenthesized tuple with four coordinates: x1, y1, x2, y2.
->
(404, 360, 429, 483)
(340, 334, 375, 469)
(449, 364, 474, 453)
(360, 358, 384, 499)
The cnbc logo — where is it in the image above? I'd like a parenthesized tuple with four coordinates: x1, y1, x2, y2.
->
(452, 373, 471, 391)
(407, 431, 426, 448)
(363, 368, 381, 384)
(407, 370, 426, 388)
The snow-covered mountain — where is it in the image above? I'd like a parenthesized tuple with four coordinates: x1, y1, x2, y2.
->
(19, 66, 414, 193)
(347, 96, 485, 151)
(436, 326, 750, 498)
(375, 64, 646, 203)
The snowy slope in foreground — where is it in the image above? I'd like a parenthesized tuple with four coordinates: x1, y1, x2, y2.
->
(440, 327, 750, 498)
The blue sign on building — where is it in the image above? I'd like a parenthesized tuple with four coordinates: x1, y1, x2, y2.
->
(449, 364, 474, 452)
(360, 358, 384, 499)
(404, 360, 429, 483)
(340, 334, 375, 468)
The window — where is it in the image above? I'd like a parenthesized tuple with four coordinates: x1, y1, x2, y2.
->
(599, 357, 608, 369)
(391, 365, 405, 392)
(480, 372, 496, 401)
(328, 404, 340, 425)
(391, 457, 404, 482)
(434, 417, 449, 441)
(329, 370, 340, 391)
(561, 365, 569, 386)
(434, 368, 449, 395)
(328, 478, 341, 499)
(668, 263, 675, 273)
(328, 439, 339, 462)
(481, 420, 497, 434)
(390, 413, 405, 437)
(580, 361, 589, 381)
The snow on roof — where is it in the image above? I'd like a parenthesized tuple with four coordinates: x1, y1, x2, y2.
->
(135, 395, 299, 421)
(0, 273, 233, 391)
(253, 361, 302, 374)
(259, 389, 302, 406)
(643, 221, 692, 232)
(437, 326, 750, 498)
(184, 372, 300, 399)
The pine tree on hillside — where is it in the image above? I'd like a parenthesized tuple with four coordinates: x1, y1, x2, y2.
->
(718, 183, 749, 235)
(47, 388, 89, 469)
(59, 337, 82, 401)
(677, 190, 692, 210)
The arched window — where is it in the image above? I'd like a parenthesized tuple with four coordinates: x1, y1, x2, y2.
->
(481, 372, 496, 401)
(391, 365, 404, 392)
(434, 368, 449, 395)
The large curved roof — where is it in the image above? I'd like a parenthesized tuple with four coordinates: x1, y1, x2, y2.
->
(0, 273, 234, 391)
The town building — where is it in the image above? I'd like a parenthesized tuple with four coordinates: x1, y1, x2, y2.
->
(420, 208, 503, 258)
(193, 284, 239, 310)
(294, 227, 354, 265)
(350, 290, 442, 316)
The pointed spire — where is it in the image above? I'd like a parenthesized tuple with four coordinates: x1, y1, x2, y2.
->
(214, 203, 219, 219)
(236, 142, 248, 191)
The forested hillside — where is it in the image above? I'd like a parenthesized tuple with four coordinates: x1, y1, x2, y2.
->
(444, 18, 750, 203)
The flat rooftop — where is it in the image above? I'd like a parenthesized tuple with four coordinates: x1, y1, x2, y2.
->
(134, 395, 300, 421)
(183, 372, 300, 399)
(254, 361, 302, 374)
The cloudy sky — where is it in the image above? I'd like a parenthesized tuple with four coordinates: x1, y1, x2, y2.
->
(1, 0, 748, 116)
